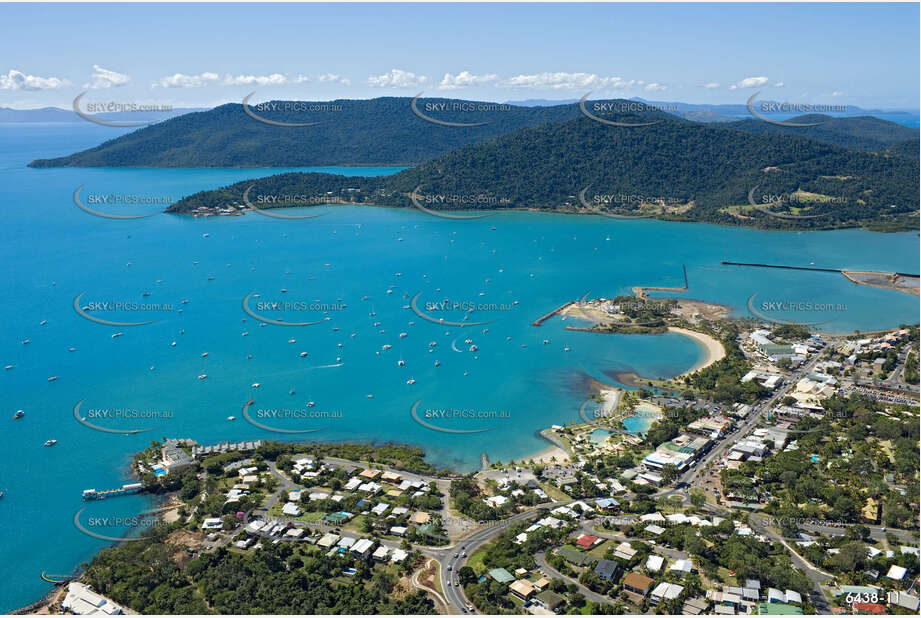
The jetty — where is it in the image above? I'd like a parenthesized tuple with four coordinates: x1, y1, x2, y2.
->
(532, 301, 574, 327)
(721, 261, 919, 278)
(82, 482, 144, 501)
(634, 264, 688, 299)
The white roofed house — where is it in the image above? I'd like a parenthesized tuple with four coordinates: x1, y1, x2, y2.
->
(282, 501, 302, 517)
(646, 554, 665, 572)
(62, 582, 126, 615)
(350, 538, 375, 559)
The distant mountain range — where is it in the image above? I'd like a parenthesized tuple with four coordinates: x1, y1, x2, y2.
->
(0, 105, 205, 123)
(27, 96, 919, 169)
(168, 111, 919, 232)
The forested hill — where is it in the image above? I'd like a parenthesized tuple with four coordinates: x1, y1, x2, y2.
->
(726, 114, 919, 152)
(29, 97, 918, 168)
(168, 115, 919, 231)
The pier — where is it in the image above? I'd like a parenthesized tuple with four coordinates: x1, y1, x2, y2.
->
(634, 264, 688, 299)
(532, 301, 574, 327)
(721, 261, 919, 278)
(82, 482, 144, 501)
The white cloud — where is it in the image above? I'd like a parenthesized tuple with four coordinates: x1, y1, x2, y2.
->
(85, 65, 131, 89)
(222, 73, 292, 86)
(0, 69, 69, 90)
(367, 69, 428, 88)
(317, 73, 351, 85)
(728, 76, 769, 90)
(829, 90, 844, 97)
(644, 82, 666, 92)
(704, 82, 720, 89)
(773, 81, 785, 87)
(154, 72, 221, 88)
(438, 71, 499, 90)
(502, 72, 638, 91)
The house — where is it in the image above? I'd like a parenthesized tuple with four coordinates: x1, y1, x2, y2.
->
(485, 495, 509, 508)
(594, 559, 620, 582)
(410, 511, 431, 525)
(62, 582, 125, 615)
(390, 548, 409, 563)
(646, 555, 665, 573)
(613, 541, 637, 561)
(645, 524, 666, 536)
(886, 565, 907, 581)
(371, 502, 390, 516)
(575, 534, 600, 549)
(488, 567, 515, 584)
(337, 536, 357, 550)
(594, 497, 620, 511)
(669, 558, 693, 575)
(890, 592, 920, 611)
(535, 590, 565, 612)
(533, 577, 552, 592)
(622, 572, 654, 597)
(317, 532, 340, 548)
(509, 579, 535, 600)
(359, 468, 381, 479)
(650, 582, 684, 604)
(372, 546, 392, 562)
(282, 501, 302, 517)
(682, 597, 709, 615)
(389, 525, 408, 536)
(557, 547, 593, 566)
(381, 471, 401, 483)
(201, 517, 223, 530)
(350, 538, 375, 559)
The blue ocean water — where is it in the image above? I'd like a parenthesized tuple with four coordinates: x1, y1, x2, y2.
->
(0, 123, 918, 611)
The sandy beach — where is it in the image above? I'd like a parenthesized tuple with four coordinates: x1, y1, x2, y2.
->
(523, 444, 571, 464)
(669, 327, 726, 376)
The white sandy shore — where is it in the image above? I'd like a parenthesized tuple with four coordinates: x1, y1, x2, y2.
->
(669, 326, 726, 377)
(523, 444, 571, 465)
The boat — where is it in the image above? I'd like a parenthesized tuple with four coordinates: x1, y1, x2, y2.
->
(288, 338, 296, 344)
(434, 360, 440, 367)
(43, 439, 56, 447)
(406, 378, 416, 385)
(307, 401, 315, 407)
(201, 352, 208, 357)
(13, 410, 24, 419)
(21, 339, 30, 345)
(543, 339, 550, 345)
(289, 389, 295, 395)
(40, 320, 47, 325)
(68, 347, 76, 352)
(398, 359, 405, 366)
(241, 332, 248, 336)
(227, 416, 235, 421)
(47, 376, 57, 382)
(111, 332, 123, 338)
(366, 394, 374, 398)
(141, 292, 150, 297)
(4, 365, 12, 370)
(300, 352, 308, 357)
(399, 332, 407, 338)
(382, 344, 392, 350)
(170, 341, 177, 347)
(336, 356, 342, 362)
(198, 374, 207, 380)
(251, 383, 261, 388)
(469, 345, 478, 352)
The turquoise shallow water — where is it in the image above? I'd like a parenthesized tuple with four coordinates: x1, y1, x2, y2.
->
(0, 123, 918, 611)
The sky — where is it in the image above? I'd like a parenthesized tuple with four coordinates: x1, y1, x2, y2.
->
(1, 2, 918, 110)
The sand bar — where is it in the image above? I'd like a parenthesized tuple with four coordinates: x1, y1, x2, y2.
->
(669, 327, 725, 376)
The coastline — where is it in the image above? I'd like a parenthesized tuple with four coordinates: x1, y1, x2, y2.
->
(669, 326, 726, 377)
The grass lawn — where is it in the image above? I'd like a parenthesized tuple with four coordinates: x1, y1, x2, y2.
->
(587, 539, 612, 559)
(466, 542, 492, 575)
(539, 482, 571, 502)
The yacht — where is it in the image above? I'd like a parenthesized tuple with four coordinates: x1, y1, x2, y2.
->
(227, 416, 235, 421)
(13, 410, 24, 419)
(198, 374, 208, 380)
(398, 359, 405, 366)
(111, 332, 123, 338)
(434, 360, 440, 367)
(251, 383, 261, 388)
(201, 352, 208, 357)
(307, 401, 315, 407)
(4, 365, 12, 370)
(300, 352, 308, 357)
(47, 376, 58, 382)
(406, 378, 416, 385)
(43, 439, 56, 447)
